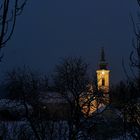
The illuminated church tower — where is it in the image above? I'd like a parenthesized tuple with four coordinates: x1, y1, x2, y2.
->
(96, 48, 110, 95)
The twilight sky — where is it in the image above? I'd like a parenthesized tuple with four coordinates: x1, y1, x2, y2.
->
(0, 0, 139, 84)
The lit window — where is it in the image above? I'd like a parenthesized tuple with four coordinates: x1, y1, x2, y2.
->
(102, 78, 105, 86)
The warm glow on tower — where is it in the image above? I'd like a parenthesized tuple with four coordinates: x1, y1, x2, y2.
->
(80, 48, 110, 116)
(96, 70, 110, 93)
(96, 48, 110, 94)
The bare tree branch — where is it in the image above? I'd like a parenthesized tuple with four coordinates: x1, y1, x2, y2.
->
(137, 0, 140, 7)
(0, 0, 27, 60)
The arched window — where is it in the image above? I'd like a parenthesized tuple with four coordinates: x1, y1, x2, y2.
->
(102, 78, 105, 86)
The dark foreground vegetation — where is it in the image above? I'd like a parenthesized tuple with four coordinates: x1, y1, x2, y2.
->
(0, 56, 140, 140)
(0, 0, 140, 140)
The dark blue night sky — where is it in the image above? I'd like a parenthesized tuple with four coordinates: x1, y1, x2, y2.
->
(0, 0, 139, 84)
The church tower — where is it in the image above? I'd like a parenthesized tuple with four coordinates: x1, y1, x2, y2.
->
(96, 48, 110, 94)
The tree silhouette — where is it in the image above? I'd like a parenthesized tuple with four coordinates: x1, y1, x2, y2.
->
(0, 0, 27, 60)
(52, 57, 103, 139)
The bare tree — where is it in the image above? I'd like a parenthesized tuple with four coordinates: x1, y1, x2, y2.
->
(118, 1, 140, 139)
(0, 0, 27, 60)
(53, 57, 100, 139)
(4, 67, 70, 140)
(137, 0, 140, 7)
(5, 67, 49, 140)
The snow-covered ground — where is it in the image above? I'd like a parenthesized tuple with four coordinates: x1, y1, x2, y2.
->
(0, 99, 32, 111)
(0, 120, 69, 140)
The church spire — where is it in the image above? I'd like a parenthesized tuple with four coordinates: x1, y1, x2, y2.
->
(96, 47, 110, 94)
(100, 47, 105, 61)
(99, 47, 108, 70)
